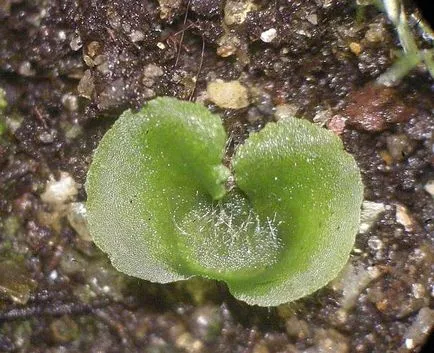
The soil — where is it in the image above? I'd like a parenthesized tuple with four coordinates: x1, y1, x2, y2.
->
(0, 1, 433, 353)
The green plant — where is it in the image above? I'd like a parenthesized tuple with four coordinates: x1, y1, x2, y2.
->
(86, 97, 363, 306)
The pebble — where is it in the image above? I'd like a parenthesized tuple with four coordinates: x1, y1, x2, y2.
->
(395, 204, 415, 232)
(207, 79, 249, 109)
(58, 31, 67, 41)
(87, 41, 101, 57)
(342, 84, 415, 132)
(285, 316, 311, 339)
(175, 332, 204, 353)
(359, 201, 386, 234)
(365, 22, 387, 43)
(327, 115, 346, 135)
(61, 93, 78, 112)
(313, 109, 332, 126)
(307, 328, 349, 353)
(216, 32, 240, 57)
(18, 61, 35, 76)
(158, 0, 182, 20)
(367, 236, 383, 251)
(224, 0, 257, 26)
(40, 172, 79, 207)
(306, 13, 318, 25)
(129, 29, 145, 43)
(69, 34, 82, 51)
(349, 42, 362, 55)
(274, 104, 299, 121)
(260, 28, 277, 43)
(38, 130, 56, 144)
(143, 63, 164, 78)
(77, 69, 95, 99)
(50, 316, 79, 343)
(424, 180, 434, 197)
(67, 202, 92, 241)
(143, 63, 164, 87)
(0, 260, 36, 304)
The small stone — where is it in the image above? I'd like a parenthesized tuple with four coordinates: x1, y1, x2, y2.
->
(313, 109, 332, 126)
(18, 61, 35, 76)
(67, 202, 92, 241)
(77, 70, 95, 99)
(87, 41, 101, 57)
(143, 63, 164, 78)
(207, 79, 249, 109)
(38, 130, 56, 144)
(158, 0, 182, 20)
(142, 88, 156, 99)
(306, 13, 318, 25)
(365, 22, 386, 43)
(41, 172, 79, 207)
(313, 328, 349, 353)
(334, 309, 348, 325)
(84, 262, 125, 301)
(274, 104, 299, 121)
(359, 201, 386, 233)
(142, 64, 164, 87)
(58, 31, 67, 41)
(93, 54, 107, 66)
(129, 29, 145, 43)
(396, 204, 415, 232)
(342, 84, 416, 132)
(0, 260, 36, 304)
(349, 42, 362, 55)
(260, 28, 277, 43)
(367, 235, 383, 250)
(50, 316, 80, 343)
(423, 180, 434, 197)
(175, 332, 204, 353)
(411, 283, 426, 299)
(70, 34, 82, 51)
(217, 31, 241, 57)
(285, 316, 311, 339)
(327, 115, 346, 135)
(61, 93, 78, 112)
(64, 124, 82, 140)
(224, 0, 257, 26)
(379, 150, 393, 166)
(83, 55, 95, 67)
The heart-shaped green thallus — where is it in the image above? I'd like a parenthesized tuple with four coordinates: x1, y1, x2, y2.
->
(86, 97, 363, 306)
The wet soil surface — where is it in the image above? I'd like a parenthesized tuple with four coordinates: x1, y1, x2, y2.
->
(0, 1, 433, 352)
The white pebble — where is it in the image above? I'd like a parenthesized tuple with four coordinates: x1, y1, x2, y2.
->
(41, 172, 79, 206)
(260, 28, 277, 43)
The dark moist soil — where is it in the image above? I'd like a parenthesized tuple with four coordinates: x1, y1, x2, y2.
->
(0, 1, 433, 352)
